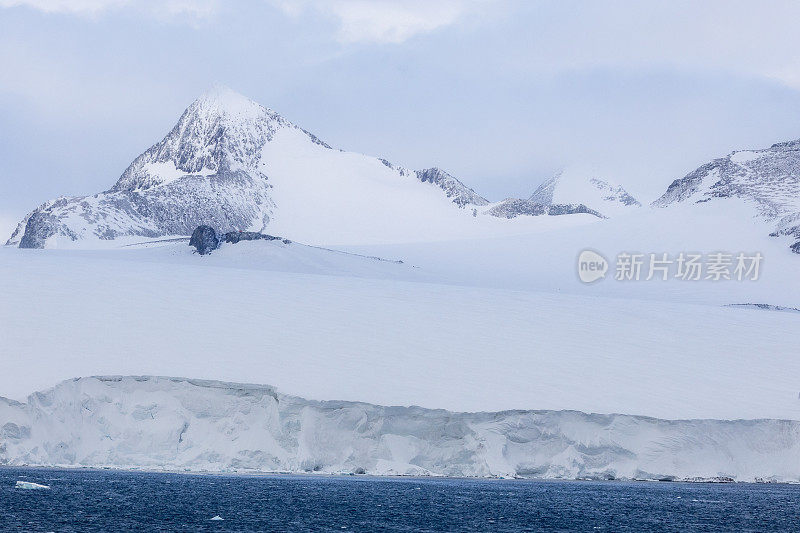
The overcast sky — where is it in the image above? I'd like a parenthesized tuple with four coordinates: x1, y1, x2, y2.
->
(2, 0, 800, 239)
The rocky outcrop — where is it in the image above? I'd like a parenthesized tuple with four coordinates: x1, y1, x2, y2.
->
(222, 231, 282, 244)
(414, 167, 489, 207)
(189, 226, 289, 254)
(486, 199, 604, 219)
(189, 226, 219, 255)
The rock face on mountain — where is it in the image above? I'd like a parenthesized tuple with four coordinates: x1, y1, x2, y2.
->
(485, 199, 603, 219)
(653, 140, 800, 251)
(414, 167, 489, 207)
(7, 87, 511, 249)
(2, 375, 799, 481)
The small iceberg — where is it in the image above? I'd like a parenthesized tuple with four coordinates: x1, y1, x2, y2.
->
(210, 515, 224, 521)
(15, 480, 50, 490)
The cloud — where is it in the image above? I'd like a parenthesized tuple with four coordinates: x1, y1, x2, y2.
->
(270, 0, 491, 44)
(0, 0, 126, 14)
(504, 0, 800, 92)
(0, 0, 219, 19)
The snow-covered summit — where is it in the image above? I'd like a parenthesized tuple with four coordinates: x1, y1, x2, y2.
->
(193, 84, 270, 117)
(8, 87, 591, 249)
(653, 138, 800, 251)
(529, 167, 641, 217)
(111, 87, 295, 193)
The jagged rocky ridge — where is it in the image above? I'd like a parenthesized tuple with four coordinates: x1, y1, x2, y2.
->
(653, 139, 800, 252)
(1, 376, 798, 481)
(413, 167, 489, 207)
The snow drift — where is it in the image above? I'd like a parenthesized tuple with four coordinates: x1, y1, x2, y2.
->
(1, 376, 798, 482)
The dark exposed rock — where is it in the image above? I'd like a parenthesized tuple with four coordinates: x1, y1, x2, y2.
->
(415, 167, 490, 207)
(222, 231, 282, 244)
(188, 226, 289, 254)
(189, 225, 219, 255)
(486, 199, 604, 219)
(726, 303, 800, 314)
(18, 211, 60, 249)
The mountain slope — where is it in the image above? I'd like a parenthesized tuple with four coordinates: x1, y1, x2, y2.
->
(2, 375, 798, 481)
(653, 139, 800, 251)
(7, 87, 593, 249)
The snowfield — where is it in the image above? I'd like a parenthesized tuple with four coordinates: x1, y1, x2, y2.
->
(2, 212, 799, 422)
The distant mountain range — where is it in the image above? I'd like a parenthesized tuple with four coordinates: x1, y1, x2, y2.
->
(6, 86, 800, 252)
(5, 87, 616, 249)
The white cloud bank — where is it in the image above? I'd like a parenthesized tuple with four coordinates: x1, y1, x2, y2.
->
(270, 0, 489, 44)
(0, 0, 488, 42)
(5, 0, 800, 91)
(0, 0, 218, 19)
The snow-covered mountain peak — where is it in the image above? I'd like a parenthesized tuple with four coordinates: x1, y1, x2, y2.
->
(652, 137, 800, 251)
(192, 84, 269, 119)
(528, 167, 641, 216)
(110, 88, 292, 193)
(654, 139, 800, 209)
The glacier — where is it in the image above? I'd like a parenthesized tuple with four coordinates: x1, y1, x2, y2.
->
(1, 376, 798, 482)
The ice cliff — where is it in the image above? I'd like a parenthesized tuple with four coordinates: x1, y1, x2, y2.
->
(1, 376, 798, 482)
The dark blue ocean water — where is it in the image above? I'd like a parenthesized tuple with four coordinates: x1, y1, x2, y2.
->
(1, 467, 799, 532)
